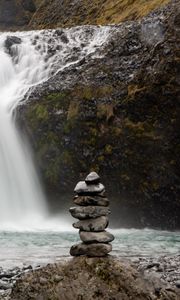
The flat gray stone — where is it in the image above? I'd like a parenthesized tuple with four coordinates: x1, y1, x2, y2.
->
(85, 172, 100, 184)
(69, 206, 110, 220)
(73, 216, 109, 232)
(74, 181, 105, 195)
(80, 231, 114, 244)
(70, 243, 112, 257)
(73, 195, 109, 206)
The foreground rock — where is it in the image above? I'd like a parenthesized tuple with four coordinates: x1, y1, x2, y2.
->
(134, 255, 180, 290)
(0, 265, 33, 300)
(0, 255, 179, 299)
(10, 257, 180, 300)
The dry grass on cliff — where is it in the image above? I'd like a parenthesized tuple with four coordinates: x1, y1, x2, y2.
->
(97, 0, 170, 23)
(30, 0, 170, 28)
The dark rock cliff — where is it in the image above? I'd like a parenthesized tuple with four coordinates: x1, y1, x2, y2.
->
(0, 0, 36, 29)
(16, 0, 180, 229)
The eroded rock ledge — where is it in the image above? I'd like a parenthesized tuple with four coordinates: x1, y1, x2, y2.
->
(10, 257, 180, 300)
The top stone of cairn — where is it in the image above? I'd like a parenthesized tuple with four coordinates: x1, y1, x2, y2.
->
(74, 181, 105, 195)
(85, 172, 100, 184)
(74, 172, 104, 195)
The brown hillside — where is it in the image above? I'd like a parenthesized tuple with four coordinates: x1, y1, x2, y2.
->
(30, 0, 170, 29)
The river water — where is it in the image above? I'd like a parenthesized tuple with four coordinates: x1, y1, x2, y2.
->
(0, 228, 179, 269)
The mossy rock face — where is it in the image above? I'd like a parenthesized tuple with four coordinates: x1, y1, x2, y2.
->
(16, 0, 180, 229)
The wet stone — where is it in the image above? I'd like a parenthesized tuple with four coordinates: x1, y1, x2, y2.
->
(70, 243, 112, 257)
(5, 36, 22, 56)
(73, 216, 109, 232)
(0, 280, 12, 290)
(5, 36, 21, 49)
(80, 231, 114, 244)
(69, 206, 110, 220)
(85, 172, 100, 184)
(74, 181, 105, 195)
(73, 195, 109, 206)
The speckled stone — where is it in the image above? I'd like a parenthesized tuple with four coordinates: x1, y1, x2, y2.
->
(73, 216, 109, 232)
(73, 195, 109, 206)
(80, 231, 114, 244)
(69, 206, 110, 220)
(74, 181, 105, 195)
(85, 172, 100, 184)
(70, 243, 112, 257)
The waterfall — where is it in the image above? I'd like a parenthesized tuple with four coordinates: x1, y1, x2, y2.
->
(0, 27, 111, 230)
(0, 34, 49, 230)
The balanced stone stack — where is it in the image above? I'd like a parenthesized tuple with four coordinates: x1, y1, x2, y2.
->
(69, 172, 114, 257)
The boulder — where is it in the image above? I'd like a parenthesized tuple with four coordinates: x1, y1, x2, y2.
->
(79, 230, 114, 243)
(21, 0, 36, 13)
(74, 181, 105, 195)
(85, 172, 100, 184)
(0, 280, 12, 290)
(69, 206, 110, 220)
(73, 195, 109, 206)
(4, 36, 22, 55)
(73, 216, 109, 231)
(70, 243, 112, 257)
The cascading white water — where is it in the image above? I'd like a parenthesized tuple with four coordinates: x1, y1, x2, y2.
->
(0, 27, 111, 230)
(0, 35, 50, 230)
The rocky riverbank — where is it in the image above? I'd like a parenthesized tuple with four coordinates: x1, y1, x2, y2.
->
(0, 255, 180, 299)
(0, 255, 178, 300)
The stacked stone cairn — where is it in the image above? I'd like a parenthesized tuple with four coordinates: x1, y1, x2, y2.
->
(69, 172, 114, 257)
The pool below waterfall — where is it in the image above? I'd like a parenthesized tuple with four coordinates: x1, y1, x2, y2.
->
(0, 228, 179, 269)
